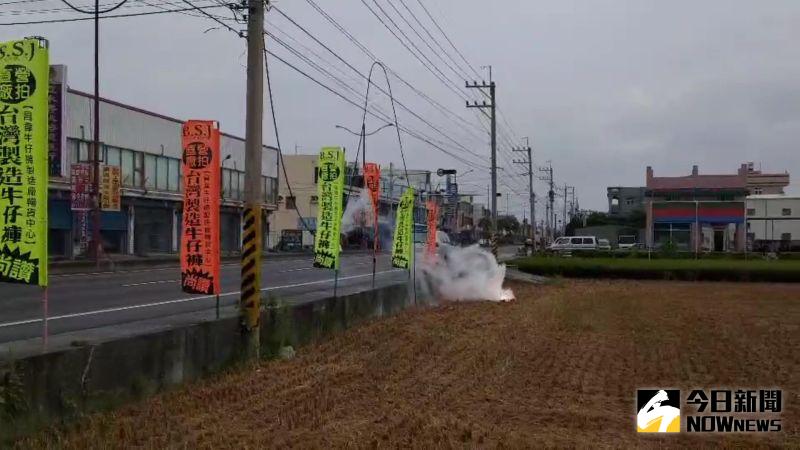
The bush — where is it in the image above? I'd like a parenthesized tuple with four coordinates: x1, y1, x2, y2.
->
(512, 256, 800, 283)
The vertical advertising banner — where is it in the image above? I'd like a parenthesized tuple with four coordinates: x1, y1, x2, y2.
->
(0, 38, 49, 286)
(313, 147, 345, 269)
(364, 162, 381, 220)
(180, 120, 220, 295)
(47, 65, 66, 178)
(100, 165, 121, 211)
(425, 199, 439, 261)
(392, 187, 415, 269)
(69, 163, 93, 210)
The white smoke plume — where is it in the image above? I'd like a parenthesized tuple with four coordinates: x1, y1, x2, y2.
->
(340, 188, 376, 235)
(417, 244, 514, 302)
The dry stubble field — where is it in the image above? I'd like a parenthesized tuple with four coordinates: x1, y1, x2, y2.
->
(17, 279, 800, 448)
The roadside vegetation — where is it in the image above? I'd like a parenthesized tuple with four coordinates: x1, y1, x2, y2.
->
(513, 255, 800, 282)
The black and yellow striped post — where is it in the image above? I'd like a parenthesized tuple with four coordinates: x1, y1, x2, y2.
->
(240, 206, 261, 357)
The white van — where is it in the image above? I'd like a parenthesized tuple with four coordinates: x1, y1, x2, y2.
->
(549, 236, 598, 252)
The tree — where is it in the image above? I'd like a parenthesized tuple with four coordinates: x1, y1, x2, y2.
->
(497, 215, 520, 234)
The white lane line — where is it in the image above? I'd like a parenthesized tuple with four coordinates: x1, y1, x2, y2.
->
(122, 279, 180, 287)
(0, 269, 405, 329)
(120, 267, 318, 286)
(49, 254, 378, 278)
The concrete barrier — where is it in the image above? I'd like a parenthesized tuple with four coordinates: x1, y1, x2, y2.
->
(0, 282, 417, 442)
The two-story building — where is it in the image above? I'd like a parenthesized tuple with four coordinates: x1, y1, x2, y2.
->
(49, 66, 279, 259)
(645, 165, 748, 252)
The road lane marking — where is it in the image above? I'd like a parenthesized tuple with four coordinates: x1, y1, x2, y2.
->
(120, 267, 321, 286)
(122, 279, 180, 287)
(49, 254, 380, 278)
(0, 269, 405, 329)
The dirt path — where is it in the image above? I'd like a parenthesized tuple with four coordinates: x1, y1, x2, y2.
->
(18, 280, 800, 448)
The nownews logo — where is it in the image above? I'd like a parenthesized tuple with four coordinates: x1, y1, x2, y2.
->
(637, 389, 782, 433)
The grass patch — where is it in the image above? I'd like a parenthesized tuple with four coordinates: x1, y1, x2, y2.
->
(513, 256, 800, 282)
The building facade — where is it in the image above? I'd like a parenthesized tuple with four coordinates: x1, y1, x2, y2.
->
(645, 165, 747, 252)
(746, 195, 800, 251)
(607, 186, 646, 218)
(745, 162, 790, 195)
(48, 66, 279, 259)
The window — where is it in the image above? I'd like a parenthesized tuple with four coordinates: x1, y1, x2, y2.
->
(168, 158, 180, 191)
(262, 176, 277, 204)
(570, 237, 582, 245)
(610, 197, 619, 207)
(782, 208, 792, 216)
(753, 187, 763, 195)
(238, 172, 245, 199)
(154, 156, 168, 190)
(781, 233, 791, 241)
(105, 146, 120, 168)
(582, 238, 594, 244)
(133, 152, 143, 187)
(285, 196, 297, 209)
(120, 149, 134, 186)
(625, 198, 635, 206)
(314, 166, 319, 184)
(746, 208, 756, 216)
(144, 154, 156, 189)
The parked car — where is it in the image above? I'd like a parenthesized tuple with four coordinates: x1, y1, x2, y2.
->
(618, 234, 638, 250)
(549, 236, 598, 252)
(598, 238, 611, 251)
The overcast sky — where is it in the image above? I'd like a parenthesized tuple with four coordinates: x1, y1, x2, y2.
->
(3, 0, 799, 217)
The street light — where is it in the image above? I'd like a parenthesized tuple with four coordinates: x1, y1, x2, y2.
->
(334, 123, 395, 137)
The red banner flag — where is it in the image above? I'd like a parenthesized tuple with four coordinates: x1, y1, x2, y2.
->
(181, 120, 221, 295)
(426, 200, 439, 261)
(364, 162, 381, 220)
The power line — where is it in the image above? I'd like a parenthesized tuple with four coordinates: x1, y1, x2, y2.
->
(265, 47, 487, 170)
(0, 2, 224, 24)
(300, 0, 491, 146)
(270, 5, 486, 162)
(359, 0, 471, 102)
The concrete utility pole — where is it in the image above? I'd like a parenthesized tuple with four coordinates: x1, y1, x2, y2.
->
(240, 0, 265, 359)
(513, 138, 535, 252)
(466, 72, 496, 255)
(538, 162, 554, 243)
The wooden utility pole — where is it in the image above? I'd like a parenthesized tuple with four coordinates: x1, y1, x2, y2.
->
(240, 0, 265, 359)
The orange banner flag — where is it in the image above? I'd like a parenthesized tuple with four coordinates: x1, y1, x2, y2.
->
(426, 200, 439, 261)
(364, 162, 381, 220)
(181, 120, 221, 295)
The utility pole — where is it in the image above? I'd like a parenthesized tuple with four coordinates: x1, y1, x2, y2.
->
(240, 0, 265, 359)
(538, 162, 554, 244)
(91, 0, 101, 267)
(466, 71, 496, 255)
(513, 138, 535, 252)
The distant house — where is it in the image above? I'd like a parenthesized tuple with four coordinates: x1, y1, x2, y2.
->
(607, 186, 646, 218)
(645, 165, 748, 252)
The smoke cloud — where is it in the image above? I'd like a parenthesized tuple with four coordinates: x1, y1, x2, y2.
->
(417, 245, 514, 302)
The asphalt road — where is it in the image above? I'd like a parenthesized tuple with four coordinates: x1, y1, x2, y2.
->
(0, 252, 408, 345)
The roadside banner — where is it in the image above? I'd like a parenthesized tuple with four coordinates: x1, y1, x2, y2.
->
(425, 199, 438, 261)
(0, 38, 49, 286)
(392, 187, 415, 269)
(180, 120, 221, 295)
(69, 163, 93, 210)
(100, 164, 121, 211)
(364, 162, 380, 220)
(313, 146, 345, 269)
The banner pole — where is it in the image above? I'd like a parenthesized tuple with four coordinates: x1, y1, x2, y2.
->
(42, 286, 48, 349)
(334, 268, 339, 297)
(215, 294, 220, 320)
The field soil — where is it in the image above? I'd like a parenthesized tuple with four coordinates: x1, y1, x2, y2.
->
(18, 279, 800, 449)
